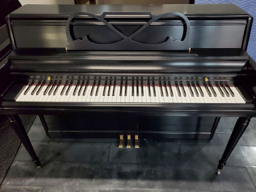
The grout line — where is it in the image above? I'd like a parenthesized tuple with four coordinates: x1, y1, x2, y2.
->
(245, 167, 256, 190)
(107, 143, 111, 163)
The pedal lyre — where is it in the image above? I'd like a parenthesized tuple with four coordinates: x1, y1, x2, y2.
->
(127, 134, 131, 148)
(119, 134, 123, 148)
(135, 134, 139, 148)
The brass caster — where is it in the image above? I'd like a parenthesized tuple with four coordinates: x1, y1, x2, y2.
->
(216, 169, 221, 175)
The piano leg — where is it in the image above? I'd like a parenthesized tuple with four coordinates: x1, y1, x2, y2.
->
(7, 115, 42, 168)
(217, 117, 251, 175)
(39, 115, 50, 138)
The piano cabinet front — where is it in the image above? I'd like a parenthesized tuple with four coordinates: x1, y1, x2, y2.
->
(43, 113, 217, 140)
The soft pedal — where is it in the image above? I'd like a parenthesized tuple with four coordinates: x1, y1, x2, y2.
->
(118, 134, 123, 148)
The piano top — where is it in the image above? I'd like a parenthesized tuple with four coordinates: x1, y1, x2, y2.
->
(9, 4, 248, 19)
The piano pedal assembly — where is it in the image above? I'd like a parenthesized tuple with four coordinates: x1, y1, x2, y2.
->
(118, 134, 139, 148)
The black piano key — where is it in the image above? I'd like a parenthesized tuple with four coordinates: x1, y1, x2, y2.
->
(78, 80, 85, 96)
(31, 82, 40, 95)
(208, 82, 217, 97)
(225, 83, 235, 97)
(125, 77, 128, 96)
(73, 80, 81, 96)
(103, 78, 108, 96)
(167, 79, 173, 97)
(96, 79, 101, 96)
(216, 82, 224, 97)
(61, 81, 68, 96)
(137, 77, 139, 96)
(152, 78, 156, 97)
(36, 81, 45, 95)
(180, 81, 186, 97)
(91, 78, 97, 96)
(175, 81, 181, 97)
(220, 82, 229, 97)
(65, 81, 72, 96)
(49, 80, 57, 95)
(120, 77, 123, 96)
(132, 77, 134, 96)
(82, 79, 89, 96)
(112, 77, 116, 96)
(148, 78, 151, 97)
(164, 79, 169, 97)
(196, 81, 204, 97)
(53, 80, 61, 96)
(44, 82, 52, 95)
(24, 83, 33, 95)
(204, 83, 212, 97)
(159, 80, 164, 97)
(191, 81, 199, 97)
(187, 81, 194, 97)
(141, 78, 144, 97)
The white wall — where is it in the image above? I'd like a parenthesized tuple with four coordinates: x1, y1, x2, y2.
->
(19, 0, 74, 5)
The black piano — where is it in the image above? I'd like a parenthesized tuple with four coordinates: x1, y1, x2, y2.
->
(0, 4, 255, 175)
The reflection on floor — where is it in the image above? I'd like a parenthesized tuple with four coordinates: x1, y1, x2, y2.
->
(1, 117, 256, 192)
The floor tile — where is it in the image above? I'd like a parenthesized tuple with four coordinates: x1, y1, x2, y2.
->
(138, 142, 180, 165)
(3, 161, 79, 186)
(41, 186, 96, 192)
(247, 166, 256, 189)
(28, 124, 50, 142)
(108, 144, 139, 164)
(0, 186, 43, 192)
(138, 164, 255, 191)
(215, 117, 237, 133)
(77, 163, 138, 188)
(15, 142, 110, 164)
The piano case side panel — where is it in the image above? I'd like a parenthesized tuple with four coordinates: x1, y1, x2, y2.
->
(44, 114, 215, 140)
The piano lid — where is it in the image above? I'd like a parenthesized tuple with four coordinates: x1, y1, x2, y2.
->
(9, 4, 248, 19)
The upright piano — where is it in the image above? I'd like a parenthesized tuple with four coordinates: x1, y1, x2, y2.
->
(0, 4, 255, 175)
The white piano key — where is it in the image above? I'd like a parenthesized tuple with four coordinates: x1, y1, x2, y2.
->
(15, 85, 29, 101)
(54, 85, 64, 102)
(36, 85, 48, 102)
(179, 85, 187, 103)
(213, 85, 227, 103)
(153, 86, 160, 103)
(201, 86, 214, 103)
(158, 85, 165, 103)
(95, 85, 103, 102)
(138, 85, 142, 103)
(124, 85, 129, 103)
(164, 85, 172, 103)
(184, 86, 192, 103)
(23, 85, 37, 102)
(84, 85, 92, 102)
(171, 85, 178, 103)
(230, 86, 246, 103)
(107, 85, 113, 102)
(120, 85, 125, 103)
(142, 85, 147, 103)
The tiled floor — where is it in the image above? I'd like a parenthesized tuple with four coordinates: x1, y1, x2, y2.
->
(1, 117, 256, 192)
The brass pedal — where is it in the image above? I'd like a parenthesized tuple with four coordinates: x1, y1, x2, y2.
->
(127, 134, 131, 148)
(135, 134, 139, 148)
(119, 134, 123, 148)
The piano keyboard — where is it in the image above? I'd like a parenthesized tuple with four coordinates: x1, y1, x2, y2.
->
(15, 78, 245, 104)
